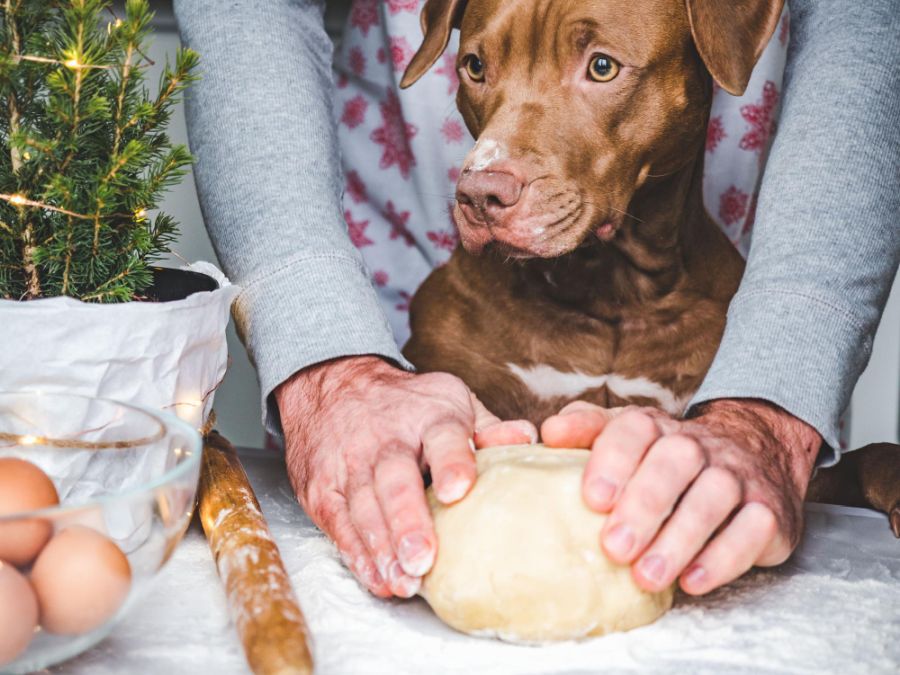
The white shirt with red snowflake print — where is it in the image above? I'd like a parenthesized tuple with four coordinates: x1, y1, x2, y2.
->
(333, 1, 791, 348)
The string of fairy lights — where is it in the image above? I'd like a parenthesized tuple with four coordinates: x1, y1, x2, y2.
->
(1, 18, 152, 225)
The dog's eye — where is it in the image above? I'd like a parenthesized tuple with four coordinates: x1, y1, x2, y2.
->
(464, 54, 486, 82)
(588, 53, 620, 82)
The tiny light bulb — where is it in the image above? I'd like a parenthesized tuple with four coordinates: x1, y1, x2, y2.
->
(22, 151, 31, 161)
(19, 434, 39, 446)
(134, 208, 147, 220)
(64, 58, 80, 69)
(8, 194, 27, 205)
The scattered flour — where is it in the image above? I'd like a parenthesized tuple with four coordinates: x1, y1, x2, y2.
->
(57, 456, 900, 675)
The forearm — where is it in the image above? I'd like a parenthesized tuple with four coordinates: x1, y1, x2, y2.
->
(692, 0, 900, 460)
(174, 0, 409, 434)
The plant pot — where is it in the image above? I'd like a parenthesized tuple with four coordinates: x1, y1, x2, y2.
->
(0, 260, 239, 432)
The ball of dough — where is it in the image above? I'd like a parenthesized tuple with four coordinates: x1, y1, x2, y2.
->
(421, 445, 674, 643)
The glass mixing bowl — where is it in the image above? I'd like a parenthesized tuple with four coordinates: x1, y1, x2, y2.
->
(0, 392, 202, 674)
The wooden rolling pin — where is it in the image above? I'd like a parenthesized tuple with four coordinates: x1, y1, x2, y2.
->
(199, 431, 314, 675)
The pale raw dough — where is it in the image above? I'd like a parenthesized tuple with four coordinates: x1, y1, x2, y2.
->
(421, 445, 674, 643)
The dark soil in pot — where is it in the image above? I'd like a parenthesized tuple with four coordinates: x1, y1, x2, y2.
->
(143, 267, 219, 303)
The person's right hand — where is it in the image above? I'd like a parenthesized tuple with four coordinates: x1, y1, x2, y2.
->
(275, 355, 537, 598)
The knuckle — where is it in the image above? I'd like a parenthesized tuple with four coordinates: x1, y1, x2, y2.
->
(632, 485, 670, 517)
(381, 478, 417, 505)
(310, 499, 339, 533)
(665, 434, 704, 467)
(616, 410, 659, 439)
(675, 514, 711, 546)
(345, 462, 373, 492)
(703, 466, 742, 504)
(752, 504, 780, 539)
(423, 371, 466, 395)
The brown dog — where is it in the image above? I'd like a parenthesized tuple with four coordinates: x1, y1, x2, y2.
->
(398, 0, 900, 533)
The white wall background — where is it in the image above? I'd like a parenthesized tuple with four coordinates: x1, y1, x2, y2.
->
(141, 1, 898, 450)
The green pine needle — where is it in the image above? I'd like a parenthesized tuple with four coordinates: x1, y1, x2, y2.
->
(0, 0, 198, 302)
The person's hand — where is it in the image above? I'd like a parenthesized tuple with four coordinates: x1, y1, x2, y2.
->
(541, 398, 821, 595)
(275, 356, 537, 598)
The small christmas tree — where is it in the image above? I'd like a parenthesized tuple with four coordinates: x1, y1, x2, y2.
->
(0, 0, 198, 302)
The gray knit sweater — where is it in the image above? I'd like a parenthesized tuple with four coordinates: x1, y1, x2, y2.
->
(173, 0, 899, 461)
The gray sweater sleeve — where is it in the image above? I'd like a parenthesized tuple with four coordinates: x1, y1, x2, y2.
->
(691, 0, 900, 461)
(173, 0, 410, 436)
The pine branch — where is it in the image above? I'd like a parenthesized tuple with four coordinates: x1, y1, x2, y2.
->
(0, 0, 198, 302)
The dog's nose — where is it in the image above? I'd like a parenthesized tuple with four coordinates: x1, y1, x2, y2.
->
(456, 169, 523, 221)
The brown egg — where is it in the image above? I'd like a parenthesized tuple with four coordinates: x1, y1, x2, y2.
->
(0, 560, 39, 666)
(0, 458, 59, 566)
(30, 526, 132, 636)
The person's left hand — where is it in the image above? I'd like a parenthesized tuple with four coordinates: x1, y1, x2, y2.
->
(541, 398, 822, 595)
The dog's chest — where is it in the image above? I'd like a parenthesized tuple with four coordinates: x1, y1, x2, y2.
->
(505, 363, 694, 416)
(490, 302, 725, 422)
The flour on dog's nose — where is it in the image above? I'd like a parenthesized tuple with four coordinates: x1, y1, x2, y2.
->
(468, 138, 504, 171)
(506, 363, 693, 415)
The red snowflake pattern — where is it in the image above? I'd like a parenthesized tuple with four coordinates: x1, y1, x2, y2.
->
(345, 210, 374, 248)
(336, 73, 349, 89)
(373, 270, 389, 287)
(396, 290, 412, 312)
(778, 14, 790, 46)
(434, 51, 459, 95)
(386, 0, 418, 14)
(346, 170, 367, 204)
(369, 91, 418, 179)
(447, 166, 461, 183)
(383, 200, 415, 246)
(350, 0, 379, 36)
(341, 95, 368, 129)
(441, 118, 465, 144)
(376, 36, 415, 72)
(739, 81, 779, 153)
(706, 115, 726, 153)
(348, 47, 366, 76)
(427, 228, 458, 252)
(718, 186, 750, 226)
(742, 192, 759, 236)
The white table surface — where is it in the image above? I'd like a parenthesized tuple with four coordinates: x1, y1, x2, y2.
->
(52, 449, 900, 675)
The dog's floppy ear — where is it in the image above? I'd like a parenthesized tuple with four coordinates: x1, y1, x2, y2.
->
(685, 0, 785, 96)
(400, 0, 468, 89)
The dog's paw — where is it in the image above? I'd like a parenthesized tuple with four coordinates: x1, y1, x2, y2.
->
(855, 443, 900, 538)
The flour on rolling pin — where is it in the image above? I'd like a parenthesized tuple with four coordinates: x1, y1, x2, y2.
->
(199, 432, 313, 675)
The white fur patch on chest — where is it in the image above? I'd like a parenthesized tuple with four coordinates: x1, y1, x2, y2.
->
(505, 363, 693, 416)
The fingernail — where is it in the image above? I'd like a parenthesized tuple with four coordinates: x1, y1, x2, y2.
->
(638, 554, 667, 585)
(684, 564, 707, 588)
(514, 421, 538, 444)
(398, 533, 434, 576)
(604, 523, 635, 559)
(436, 475, 471, 503)
(587, 476, 616, 508)
(395, 574, 422, 598)
(387, 560, 421, 598)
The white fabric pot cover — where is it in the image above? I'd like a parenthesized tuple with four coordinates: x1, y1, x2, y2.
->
(0, 261, 239, 430)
